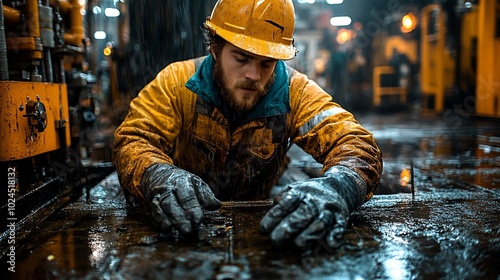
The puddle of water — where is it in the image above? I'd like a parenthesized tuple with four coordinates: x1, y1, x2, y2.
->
(375, 130, 500, 190)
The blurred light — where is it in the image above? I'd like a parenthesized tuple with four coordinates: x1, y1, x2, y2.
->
(330, 16, 352, 27)
(401, 13, 417, 33)
(465, 1, 472, 9)
(94, 31, 107, 40)
(103, 46, 112, 57)
(104, 8, 120, 17)
(354, 22, 363, 30)
(297, 0, 315, 4)
(92, 6, 101, 14)
(336, 28, 351, 44)
(400, 168, 411, 187)
(314, 57, 326, 74)
(80, 8, 86, 16)
(326, 0, 344, 4)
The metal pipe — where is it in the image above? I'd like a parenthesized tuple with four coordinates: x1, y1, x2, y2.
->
(53, 0, 71, 15)
(0, 0, 8, 80)
(25, 0, 41, 38)
(39, 1, 55, 82)
(44, 48, 53, 82)
(64, 0, 84, 46)
(3, 5, 21, 26)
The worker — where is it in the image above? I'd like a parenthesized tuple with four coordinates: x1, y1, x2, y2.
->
(113, 0, 382, 250)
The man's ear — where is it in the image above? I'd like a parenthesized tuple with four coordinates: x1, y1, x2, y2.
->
(210, 44, 217, 60)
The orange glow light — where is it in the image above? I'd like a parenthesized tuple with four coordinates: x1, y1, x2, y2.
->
(400, 168, 412, 187)
(336, 29, 351, 44)
(103, 47, 112, 56)
(401, 13, 417, 33)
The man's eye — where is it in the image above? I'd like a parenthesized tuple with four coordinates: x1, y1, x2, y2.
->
(236, 57, 248, 63)
(262, 62, 272, 69)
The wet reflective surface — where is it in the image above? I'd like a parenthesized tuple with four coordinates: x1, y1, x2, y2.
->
(364, 112, 500, 192)
(3, 112, 500, 279)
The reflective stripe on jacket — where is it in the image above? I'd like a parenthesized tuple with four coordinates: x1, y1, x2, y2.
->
(113, 55, 382, 203)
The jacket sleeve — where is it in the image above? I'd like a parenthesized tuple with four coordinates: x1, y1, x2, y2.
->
(112, 61, 195, 203)
(289, 71, 382, 201)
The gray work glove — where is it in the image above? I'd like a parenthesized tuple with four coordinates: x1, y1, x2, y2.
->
(141, 164, 221, 235)
(260, 166, 367, 250)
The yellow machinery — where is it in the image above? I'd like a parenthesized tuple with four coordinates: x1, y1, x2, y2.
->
(0, 0, 117, 245)
(370, 5, 419, 109)
(420, 4, 456, 112)
(0, 0, 102, 230)
(372, 66, 408, 106)
(0, 0, 95, 163)
(419, 1, 499, 117)
(0, 82, 70, 160)
(476, 0, 500, 117)
(372, 35, 418, 107)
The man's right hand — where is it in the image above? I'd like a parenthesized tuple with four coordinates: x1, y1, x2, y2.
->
(141, 164, 222, 234)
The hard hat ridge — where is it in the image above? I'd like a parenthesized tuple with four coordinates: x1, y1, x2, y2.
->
(205, 0, 297, 60)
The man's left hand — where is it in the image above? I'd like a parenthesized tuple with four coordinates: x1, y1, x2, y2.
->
(259, 166, 366, 250)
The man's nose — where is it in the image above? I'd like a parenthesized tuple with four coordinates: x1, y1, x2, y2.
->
(245, 62, 261, 81)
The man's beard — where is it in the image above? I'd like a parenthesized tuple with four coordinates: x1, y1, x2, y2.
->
(214, 58, 274, 115)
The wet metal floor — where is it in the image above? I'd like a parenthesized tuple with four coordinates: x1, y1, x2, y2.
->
(3, 112, 500, 279)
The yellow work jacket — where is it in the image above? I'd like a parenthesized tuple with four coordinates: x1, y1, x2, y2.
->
(113, 55, 382, 203)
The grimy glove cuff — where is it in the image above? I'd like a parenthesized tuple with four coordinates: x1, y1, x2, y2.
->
(321, 165, 367, 213)
(260, 165, 367, 249)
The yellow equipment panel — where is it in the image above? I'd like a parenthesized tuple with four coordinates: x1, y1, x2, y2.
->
(476, 0, 500, 117)
(372, 66, 408, 106)
(420, 4, 456, 112)
(0, 81, 71, 161)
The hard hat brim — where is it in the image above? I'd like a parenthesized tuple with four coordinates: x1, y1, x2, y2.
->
(206, 20, 297, 61)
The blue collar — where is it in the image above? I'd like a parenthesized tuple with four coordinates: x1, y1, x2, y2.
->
(185, 55, 291, 122)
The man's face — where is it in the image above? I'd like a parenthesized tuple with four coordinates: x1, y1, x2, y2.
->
(213, 43, 277, 114)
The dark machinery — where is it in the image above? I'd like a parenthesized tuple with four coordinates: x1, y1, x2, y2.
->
(0, 0, 110, 241)
(0, 0, 221, 243)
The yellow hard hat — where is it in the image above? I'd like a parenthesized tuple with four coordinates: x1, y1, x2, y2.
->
(205, 0, 297, 60)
